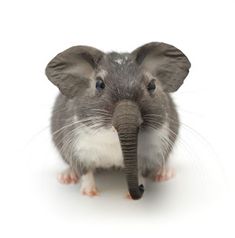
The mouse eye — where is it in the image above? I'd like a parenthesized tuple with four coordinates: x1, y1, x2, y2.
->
(147, 80, 156, 93)
(96, 77, 105, 91)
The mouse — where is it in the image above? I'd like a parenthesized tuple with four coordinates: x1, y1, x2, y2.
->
(45, 42, 191, 200)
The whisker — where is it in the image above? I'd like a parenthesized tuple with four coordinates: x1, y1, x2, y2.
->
(143, 118, 208, 179)
(52, 116, 110, 137)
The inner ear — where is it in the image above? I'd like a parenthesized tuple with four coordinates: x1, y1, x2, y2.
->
(132, 42, 191, 92)
(45, 46, 104, 98)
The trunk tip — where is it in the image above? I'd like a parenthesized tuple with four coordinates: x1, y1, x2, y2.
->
(129, 184, 145, 200)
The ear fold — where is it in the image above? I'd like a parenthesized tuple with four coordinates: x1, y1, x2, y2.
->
(132, 42, 191, 92)
(45, 46, 104, 98)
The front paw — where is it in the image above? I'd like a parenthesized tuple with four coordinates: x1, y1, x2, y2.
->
(57, 168, 79, 184)
(81, 186, 99, 197)
(125, 193, 133, 200)
(80, 172, 99, 197)
(155, 167, 175, 182)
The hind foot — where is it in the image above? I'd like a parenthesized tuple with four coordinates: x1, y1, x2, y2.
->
(155, 167, 175, 182)
(57, 168, 79, 184)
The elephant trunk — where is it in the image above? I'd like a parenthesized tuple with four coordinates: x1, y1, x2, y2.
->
(113, 100, 144, 200)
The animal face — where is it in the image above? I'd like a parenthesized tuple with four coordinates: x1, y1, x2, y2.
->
(46, 42, 190, 128)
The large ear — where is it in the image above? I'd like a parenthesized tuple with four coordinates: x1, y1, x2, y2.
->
(132, 42, 191, 92)
(45, 46, 104, 98)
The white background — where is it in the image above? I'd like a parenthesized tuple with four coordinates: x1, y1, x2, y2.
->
(0, 0, 235, 237)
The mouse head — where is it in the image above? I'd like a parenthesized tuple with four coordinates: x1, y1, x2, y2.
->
(46, 42, 191, 200)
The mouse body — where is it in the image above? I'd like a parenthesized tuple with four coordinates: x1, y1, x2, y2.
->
(46, 43, 190, 199)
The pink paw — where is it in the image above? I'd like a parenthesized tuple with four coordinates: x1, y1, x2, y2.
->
(155, 167, 175, 182)
(81, 187, 99, 197)
(57, 168, 79, 184)
(126, 193, 132, 200)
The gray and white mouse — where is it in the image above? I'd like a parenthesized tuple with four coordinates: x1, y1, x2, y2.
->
(45, 42, 191, 200)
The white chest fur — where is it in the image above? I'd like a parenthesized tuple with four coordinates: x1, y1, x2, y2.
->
(74, 123, 169, 169)
(75, 126, 124, 169)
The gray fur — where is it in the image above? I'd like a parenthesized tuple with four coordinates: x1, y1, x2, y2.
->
(46, 42, 190, 188)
